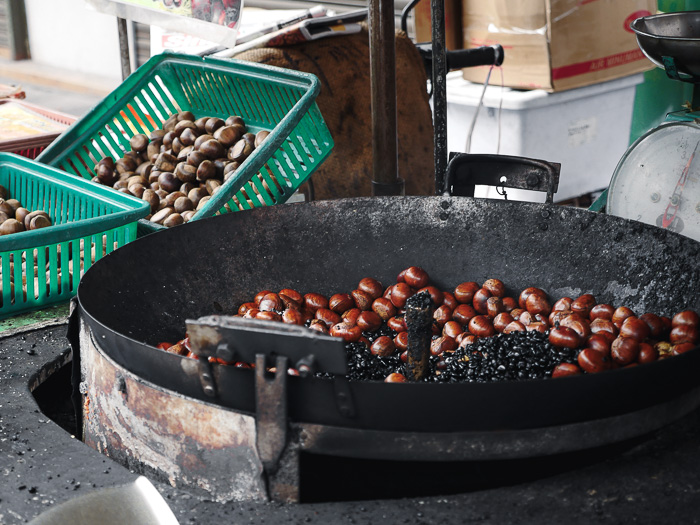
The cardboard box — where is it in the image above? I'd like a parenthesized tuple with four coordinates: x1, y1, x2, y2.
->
(461, 0, 656, 92)
(414, 0, 462, 50)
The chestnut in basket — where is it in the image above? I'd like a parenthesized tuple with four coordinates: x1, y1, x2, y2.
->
(0, 188, 53, 237)
(90, 111, 274, 228)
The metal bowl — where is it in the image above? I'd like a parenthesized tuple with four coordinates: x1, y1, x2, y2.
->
(631, 11, 700, 80)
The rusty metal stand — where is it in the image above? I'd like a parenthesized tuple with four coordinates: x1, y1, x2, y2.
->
(430, 0, 448, 194)
(368, 0, 405, 196)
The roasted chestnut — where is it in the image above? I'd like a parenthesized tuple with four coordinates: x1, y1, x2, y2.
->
(472, 288, 492, 315)
(430, 335, 457, 356)
(619, 316, 651, 342)
(637, 342, 659, 364)
(551, 363, 582, 378)
(670, 324, 699, 345)
(452, 304, 476, 326)
(371, 336, 395, 357)
(384, 372, 407, 383)
(329, 322, 362, 342)
(329, 293, 354, 314)
(433, 304, 453, 326)
(356, 311, 382, 332)
(610, 336, 640, 365)
(672, 342, 696, 355)
(518, 287, 546, 310)
(358, 277, 384, 300)
(442, 291, 458, 311)
(501, 296, 517, 312)
(282, 309, 305, 325)
(587, 334, 611, 356)
(389, 283, 413, 309)
(482, 278, 505, 298)
(308, 319, 329, 334)
(258, 293, 282, 312)
(503, 321, 526, 333)
(552, 297, 573, 312)
(612, 306, 635, 329)
(548, 326, 580, 349)
(571, 294, 596, 318)
(577, 347, 611, 374)
(560, 313, 591, 340)
(372, 297, 397, 321)
(468, 315, 495, 337)
(388, 316, 407, 333)
(525, 292, 551, 316)
(342, 308, 361, 326)
(493, 312, 514, 333)
(256, 311, 281, 322)
(279, 288, 303, 306)
(394, 331, 409, 351)
(639, 312, 665, 339)
(304, 293, 328, 312)
(403, 266, 430, 289)
(315, 308, 341, 328)
(443, 320, 464, 339)
(486, 296, 505, 318)
(351, 289, 374, 311)
(454, 282, 480, 304)
(672, 310, 700, 329)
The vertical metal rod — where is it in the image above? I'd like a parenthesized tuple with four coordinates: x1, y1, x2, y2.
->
(117, 17, 132, 81)
(369, 0, 405, 196)
(7, 0, 30, 61)
(432, 0, 448, 195)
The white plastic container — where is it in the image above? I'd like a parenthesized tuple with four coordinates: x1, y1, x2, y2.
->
(445, 72, 645, 203)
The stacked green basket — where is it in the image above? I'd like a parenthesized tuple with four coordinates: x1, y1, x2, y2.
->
(37, 52, 334, 236)
(0, 153, 150, 319)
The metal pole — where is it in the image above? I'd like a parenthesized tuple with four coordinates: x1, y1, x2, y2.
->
(7, 0, 30, 61)
(369, 0, 405, 196)
(117, 17, 132, 81)
(431, 0, 448, 195)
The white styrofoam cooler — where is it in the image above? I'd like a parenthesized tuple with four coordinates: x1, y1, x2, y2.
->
(445, 72, 644, 203)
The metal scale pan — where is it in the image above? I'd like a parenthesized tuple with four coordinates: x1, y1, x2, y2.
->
(631, 10, 700, 81)
(608, 12, 700, 242)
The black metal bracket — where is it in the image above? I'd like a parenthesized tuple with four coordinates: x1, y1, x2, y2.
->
(185, 315, 355, 419)
(186, 315, 348, 374)
(67, 297, 84, 441)
(443, 153, 561, 204)
(255, 354, 289, 477)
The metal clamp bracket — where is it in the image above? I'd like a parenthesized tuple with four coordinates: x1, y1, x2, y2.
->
(185, 315, 355, 419)
(255, 354, 289, 475)
(444, 153, 561, 204)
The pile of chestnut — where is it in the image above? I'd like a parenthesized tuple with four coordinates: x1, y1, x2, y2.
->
(0, 184, 53, 236)
(91, 110, 272, 228)
(159, 266, 699, 382)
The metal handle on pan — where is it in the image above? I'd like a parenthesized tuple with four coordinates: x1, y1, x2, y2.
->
(443, 153, 561, 204)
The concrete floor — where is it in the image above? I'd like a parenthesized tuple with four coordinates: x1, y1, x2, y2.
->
(0, 57, 119, 118)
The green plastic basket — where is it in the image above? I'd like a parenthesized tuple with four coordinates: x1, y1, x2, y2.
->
(36, 52, 334, 235)
(0, 152, 150, 319)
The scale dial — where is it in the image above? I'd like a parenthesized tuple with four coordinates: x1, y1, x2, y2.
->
(608, 121, 700, 241)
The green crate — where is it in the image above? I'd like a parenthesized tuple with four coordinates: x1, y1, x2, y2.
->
(36, 52, 334, 235)
(0, 153, 150, 319)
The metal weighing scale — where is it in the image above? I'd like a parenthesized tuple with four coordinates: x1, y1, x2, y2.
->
(606, 11, 700, 241)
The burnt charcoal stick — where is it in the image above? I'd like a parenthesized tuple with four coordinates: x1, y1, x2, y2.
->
(405, 291, 435, 381)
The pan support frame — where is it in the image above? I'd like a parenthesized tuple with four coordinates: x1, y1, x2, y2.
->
(78, 315, 700, 503)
